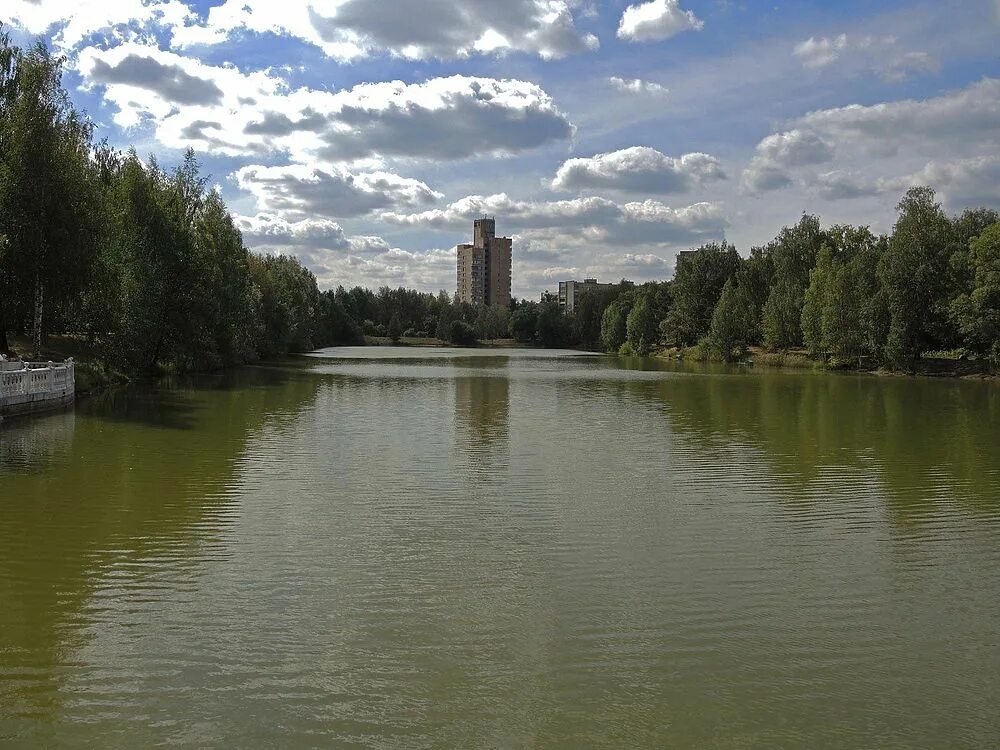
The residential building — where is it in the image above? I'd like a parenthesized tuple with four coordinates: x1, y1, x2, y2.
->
(456, 217, 512, 307)
(558, 278, 616, 313)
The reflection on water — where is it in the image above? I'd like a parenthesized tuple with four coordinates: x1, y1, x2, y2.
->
(454, 358, 510, 479)
(1, 349, 999, 747)
(628, 369, 1000, 524)
(0, 409, 76, 473)
(0, 365, 323, 731)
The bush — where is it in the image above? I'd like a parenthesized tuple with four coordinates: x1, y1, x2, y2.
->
(601, 302, 628, 352)
(626, 295, 660, 355)
(448, 320, 478, 345)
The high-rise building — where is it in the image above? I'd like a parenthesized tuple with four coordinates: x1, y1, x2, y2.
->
(558, 278, 616, 313)
(457, 217, 512, 307)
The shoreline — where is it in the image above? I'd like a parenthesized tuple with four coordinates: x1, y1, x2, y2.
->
(654, 345, 998, 381)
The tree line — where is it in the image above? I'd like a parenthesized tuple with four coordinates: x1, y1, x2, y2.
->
(663, 192, 998, 369)
(0, 33, 360, 373)
(3, 35, 998, 374)
(490, 185, 1000, 371)
(523, 191, 998, 370)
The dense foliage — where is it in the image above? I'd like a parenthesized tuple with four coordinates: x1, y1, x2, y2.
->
(529, 193, 999, 371)
(0, 34, 358, 371)
(3, 35, 998, 374)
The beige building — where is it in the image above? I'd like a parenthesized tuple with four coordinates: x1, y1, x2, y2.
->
(457, 217, 512, 308)
(558, 278, 616, 313)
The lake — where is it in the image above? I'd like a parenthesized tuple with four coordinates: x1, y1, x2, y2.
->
(1, 347, 999, 747)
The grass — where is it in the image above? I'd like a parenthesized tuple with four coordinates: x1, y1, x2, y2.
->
(654, 342, 995, 378)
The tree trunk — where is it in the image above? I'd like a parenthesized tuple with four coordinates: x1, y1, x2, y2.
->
(33, 273, 43, 358)
(0, 303, 9, 356)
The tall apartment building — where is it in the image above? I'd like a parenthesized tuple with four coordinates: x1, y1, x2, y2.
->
(457, 217, 512, 308)
(558, 278, 616, 313)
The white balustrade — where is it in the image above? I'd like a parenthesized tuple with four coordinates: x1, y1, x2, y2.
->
(0, 356, 75, 409)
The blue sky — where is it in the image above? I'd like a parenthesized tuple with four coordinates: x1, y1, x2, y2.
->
(3, 0, 999, 297)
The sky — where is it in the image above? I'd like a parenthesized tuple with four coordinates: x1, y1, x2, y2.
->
(2, 0, 999, 298)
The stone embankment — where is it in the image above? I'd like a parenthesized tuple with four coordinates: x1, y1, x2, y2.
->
(0, 356, 75, 419)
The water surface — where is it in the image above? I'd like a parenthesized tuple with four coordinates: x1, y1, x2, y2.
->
(2, 348, 999, 747)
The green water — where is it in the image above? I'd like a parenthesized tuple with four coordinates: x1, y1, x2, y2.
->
(1, 348, 999, 748)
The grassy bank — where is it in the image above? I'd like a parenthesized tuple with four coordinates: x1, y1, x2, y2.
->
(654, 344, 996, 379)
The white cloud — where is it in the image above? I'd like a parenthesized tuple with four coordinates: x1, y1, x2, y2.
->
(608, 77, 669, 96)
(235, 214, 456, 291)
(622, 253, 670, 268)
(172, 0, 598, 62)
(793, 34, 939, 82)
(808, 171, 902, 200)
(79, 45, 575, 162)
(907, 155, 1000, 209)
(382, 193, 727, 246)
(0, 0, 191, 52)
(793, 34, 849, 70)
(553, 147, 725, 194)
(741, 129, 835, 194)
(743, 79, 1000, 202)
(234, 164, 443, 220)
(617, 0, 703, 43)
(237, 215, 353, 249)
(795, 77, 1000, 151)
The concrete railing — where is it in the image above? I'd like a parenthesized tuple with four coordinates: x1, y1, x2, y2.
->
(0, 357, 75, 416)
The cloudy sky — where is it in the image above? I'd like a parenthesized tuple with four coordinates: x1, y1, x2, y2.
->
(3, 1, 999, 297)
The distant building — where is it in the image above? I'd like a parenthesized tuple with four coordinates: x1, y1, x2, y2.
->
(456, 217, 512, 308)
(558, 278, 616, 313)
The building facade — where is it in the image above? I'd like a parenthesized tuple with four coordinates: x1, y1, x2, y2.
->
(457, 217, 512, 308)
(558, 278, 616, 313)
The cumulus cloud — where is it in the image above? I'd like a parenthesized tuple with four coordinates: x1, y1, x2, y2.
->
(382, 193, 727, 246)
(808, 171, 902, 200)
(88, 53, 224, 105)
(741, 130, 835, 194)
(78, 46, 576, 162)
(0, 0, 191, 51)
(608, 77, 669, 96)
(622, 253, 670, 268)
(617, 0, 703, 43)
(795, 78, 1000, 150)
(552, 147, 725, 194)
(172, 0, 598, 61)
(743, 79, 1000, 201)
(907, 156, 1000, 209)
(234, 214, 454, 290)
(793, 34, 939, 82)
(237, 215, 353, 249)
(308, 77, 575, 161)
(235, 165, 443, 220)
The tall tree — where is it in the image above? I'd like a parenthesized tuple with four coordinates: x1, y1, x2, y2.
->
(661, 242, 740, 346)
(949, 221, 1000, 366)
(626, 294, 661, 355)
(761, 215, 825, 350)
(601, 300, 629, 352)
(878, 187, 958, 366)
(0, 36, 99, 355)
